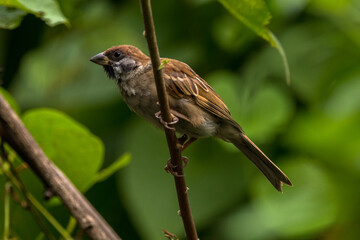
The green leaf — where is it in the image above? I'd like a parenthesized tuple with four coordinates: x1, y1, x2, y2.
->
(240, 84, 294, 143)
(90, 153, 131, 186)
(0, 0, 69, 27)
(158, 59, 170, 70)
(22, 108, 104, 192)
(0, 6, 26, 29)
(0, 0, 28, 11)
(268, 31, 291, 85)
(218, 0, 291, 84)
(218, 0, 272, 42)
(284, 111, 360, 172)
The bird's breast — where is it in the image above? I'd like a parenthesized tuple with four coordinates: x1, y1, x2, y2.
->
(118, 77, 160, 126)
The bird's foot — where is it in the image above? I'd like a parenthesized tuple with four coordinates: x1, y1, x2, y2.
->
(164, 156, 189, 177)
(155, 111, 179, 130)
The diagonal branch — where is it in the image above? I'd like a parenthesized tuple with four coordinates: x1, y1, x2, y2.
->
(139, 0, 198, 239)
(0, 93, 121, 240)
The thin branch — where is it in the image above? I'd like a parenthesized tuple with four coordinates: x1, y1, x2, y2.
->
(65, 216, 77, 237)
(5, 160, 70, 238)
(139, 1, 198, 239)
(0, 156, 57, 240)
(0, 94, 121, 240)
(3, 182, 10, 240)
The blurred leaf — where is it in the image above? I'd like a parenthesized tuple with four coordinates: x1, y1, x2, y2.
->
(240, 20, 360, 105)
(0, 0, 69, 27)
(207, 70, 239, 113)
(89, 153, 130, 186)
(22, 108, 104, 192)
(309, 0, 353, 15)
(218, 0, 291, 84)
(218, 0, 272, 43)
(185, 0, 215, 7)
(284, 111, 360, 173)
(241, 84, 294, 142)
(219, 159, 339, 239)
(0, 0, 28, 11)
(212, 14, 256, 52)
(324, 75, 360, 119)
(0, 87, 21, 115)
(0, 6, 26, 29)
(308, 0, 360, 48)
(207, 70, 294, 144)
(273, 0, 309, 16)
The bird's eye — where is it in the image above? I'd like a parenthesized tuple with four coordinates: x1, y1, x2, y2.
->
(114, 51, 121, 58)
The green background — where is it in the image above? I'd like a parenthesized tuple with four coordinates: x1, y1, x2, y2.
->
(1, 0, 360, 239)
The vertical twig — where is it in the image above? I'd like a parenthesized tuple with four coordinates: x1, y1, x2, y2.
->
(139, 1, 198, 239)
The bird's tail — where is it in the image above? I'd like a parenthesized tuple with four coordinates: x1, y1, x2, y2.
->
(230, 133, 292, 192)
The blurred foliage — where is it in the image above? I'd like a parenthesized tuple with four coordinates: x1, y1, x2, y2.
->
(1, 0, 360, 240)
(0, 0, 69, 28)
(218, 0, 290, 84)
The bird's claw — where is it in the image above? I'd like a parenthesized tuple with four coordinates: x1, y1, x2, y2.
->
(182, 156, 189, 167)
(155, 111, 179, 130)
(164, 156, 189, 177)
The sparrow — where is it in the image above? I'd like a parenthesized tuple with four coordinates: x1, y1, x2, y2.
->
(90, 45, 292, 192)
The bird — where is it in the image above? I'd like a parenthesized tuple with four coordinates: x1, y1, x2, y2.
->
(90, 45, 292, 192)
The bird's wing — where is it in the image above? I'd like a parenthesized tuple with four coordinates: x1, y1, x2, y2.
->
(162, 59, 242, 131)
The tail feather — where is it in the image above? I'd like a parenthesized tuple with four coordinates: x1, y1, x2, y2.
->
(230, 133, 292, 192)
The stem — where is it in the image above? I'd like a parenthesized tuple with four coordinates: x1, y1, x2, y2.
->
(28, 193, 73, 239)
(139, 1, 198, 239)
(3, 182, 10, 240)
(5, 155, 72, 239)
(0, 157, 56, 240)
(65, 216, 77, 237)
(35, 232, 45, 240)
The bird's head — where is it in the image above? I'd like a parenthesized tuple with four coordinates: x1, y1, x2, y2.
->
(90, 45, 150, 82)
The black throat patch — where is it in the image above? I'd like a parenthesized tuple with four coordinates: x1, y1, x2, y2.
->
(103, 65, 115, 79)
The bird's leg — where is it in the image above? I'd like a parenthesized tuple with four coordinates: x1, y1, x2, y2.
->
(155, 111, 179, 130)
(177, 134, 189, 145)
(181, 137, 197, 152)
(176, 134, 198, 152)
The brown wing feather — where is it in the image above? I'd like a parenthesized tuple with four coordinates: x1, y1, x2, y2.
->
(162, 59, 242, 131)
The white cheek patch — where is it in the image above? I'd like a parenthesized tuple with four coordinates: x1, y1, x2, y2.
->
(113, 63, 123, 80)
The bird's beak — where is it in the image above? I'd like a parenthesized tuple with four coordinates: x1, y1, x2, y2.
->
(90, 52, 110, 66)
